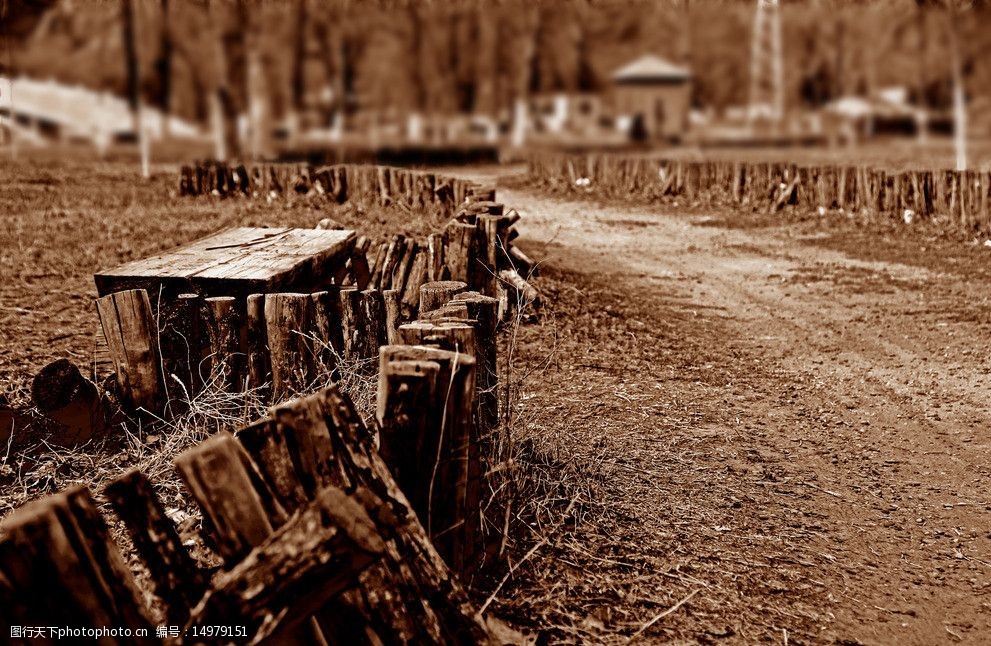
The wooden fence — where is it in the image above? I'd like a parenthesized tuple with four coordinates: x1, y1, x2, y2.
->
(179, 161, 494, 219)
(1, 378, 501, 644)
(528, 152, 991, 228)
(1, 169, 542, 644)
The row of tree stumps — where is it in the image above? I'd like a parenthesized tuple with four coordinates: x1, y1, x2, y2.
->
(178, 162, 491, 219)
(529, 151, 991, 227)
(0, 280, 526, 645)
(0, 380, 503, 644)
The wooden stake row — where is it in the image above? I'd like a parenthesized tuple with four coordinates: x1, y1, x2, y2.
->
(0, 382, 498, 644)
(179, 162, 495, 219)
(528, 152, 991, 226)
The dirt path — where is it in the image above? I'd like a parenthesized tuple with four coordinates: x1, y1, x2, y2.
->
(495, 183, 991, 644)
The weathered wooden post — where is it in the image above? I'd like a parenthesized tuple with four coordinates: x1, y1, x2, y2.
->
(338, 287, 364, 363)
(401, 248, 429, 317)
(378, 346, 478, 577)
(419, 280, 467, 315)
(205, 295, 245, 392)
(246, 293, 271, 397)
(0, 486, 157, 641)
(103, 469, 207, 625)
(96, 289, 167, 415)
(445, 221, 480, 287)
(361, 288, 388, 360)
(450, 291, 500, 433)
(310, 289, 340, 374)
(175, 433, 325, 645)
(383, 289, 402, 346)
(160, 292, 208, 402)
(265, 293, 316, 402)
(426, 232, 446, 282)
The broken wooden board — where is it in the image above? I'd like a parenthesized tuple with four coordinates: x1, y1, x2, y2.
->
(94, 227, 356, 301)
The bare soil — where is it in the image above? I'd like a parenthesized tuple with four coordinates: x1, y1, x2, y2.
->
(494, 181, 991, 644)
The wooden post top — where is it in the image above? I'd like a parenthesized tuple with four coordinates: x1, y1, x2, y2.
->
(94, 227, 356, 300)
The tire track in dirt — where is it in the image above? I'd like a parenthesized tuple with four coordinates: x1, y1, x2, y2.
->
(501, 185, 991, 644)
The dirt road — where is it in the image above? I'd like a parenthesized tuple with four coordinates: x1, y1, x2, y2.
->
(496, 182, 991, 644)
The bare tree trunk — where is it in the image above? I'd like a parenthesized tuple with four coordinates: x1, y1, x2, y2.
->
(157, 0, 172, 137)
(209, 0, 244, 160)
(511, 6, 540, 147)
(948, 8, 967, 171)
(915, 4, 928, 143)
(121, 0, 149, 178)
(288, 0, 307, 143)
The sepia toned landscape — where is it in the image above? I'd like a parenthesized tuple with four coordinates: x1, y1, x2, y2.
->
(1, 1, 990, 644)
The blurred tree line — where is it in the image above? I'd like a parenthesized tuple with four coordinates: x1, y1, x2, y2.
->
(5, 0, 989, 132)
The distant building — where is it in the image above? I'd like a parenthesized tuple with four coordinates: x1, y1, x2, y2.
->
(610, 54, 691, 141)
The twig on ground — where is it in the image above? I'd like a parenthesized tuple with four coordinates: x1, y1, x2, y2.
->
(625, 588, 700, 643)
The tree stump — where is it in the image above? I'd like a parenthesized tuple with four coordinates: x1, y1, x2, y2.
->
(103, 469, 207, 625)
(96, 289, 167, 415)
(419, 280, 467, 315)
(383, 289, 402, 346)
(205, 296, 245, 393)
(31, 358, 111, 446)
(246, 294, 271, 398)
(265, 293, 316, 401)
(0, 486, 156, 641)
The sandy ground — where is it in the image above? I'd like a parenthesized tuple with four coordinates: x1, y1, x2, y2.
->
(494, 181, 991, 644)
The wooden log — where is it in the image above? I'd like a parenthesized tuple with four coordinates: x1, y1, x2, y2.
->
(246, 294, 271, 397)
(0, 486, 157, 641)
(237, 419, 368, 646)
(264, 398, 429, 643)
(31, 358, 111, 446)
(401, 249, 429, 317)
(377, 235, 405, 290)
(238, 419, 311, 511)
(265, 293, 316, 401)
(314, 383, 495, 643)
(449, 292, 500, 434)
(103, 469, 207, 625)
(161, 292, 208, 402)
(426, 232, 446, 282)
(175, 433, 324, 645)
(350, 237, 372, 290)
(499, 268, 540, 311)
(175, 433, 287, 566)
(188, 485, 385, 644)
(368, 242, 388, 286)
(338, 287, 364, 363)
(377, 359, 441, 517)
(361, 288, 388, 360)
(392, 239, 418, 294)
(383, 289, 402, 346)
(474, 215, 502, 296)
(399, 322, 476, 358)
(419, 280, 467, 315)
(445, 221, 480, 286)
(508, 245, 538, 276)
(96, 289, 167, 415)
(205, 296, 245, 392)
(310, 290, 340, 373)
(419, 302, 470, 322)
